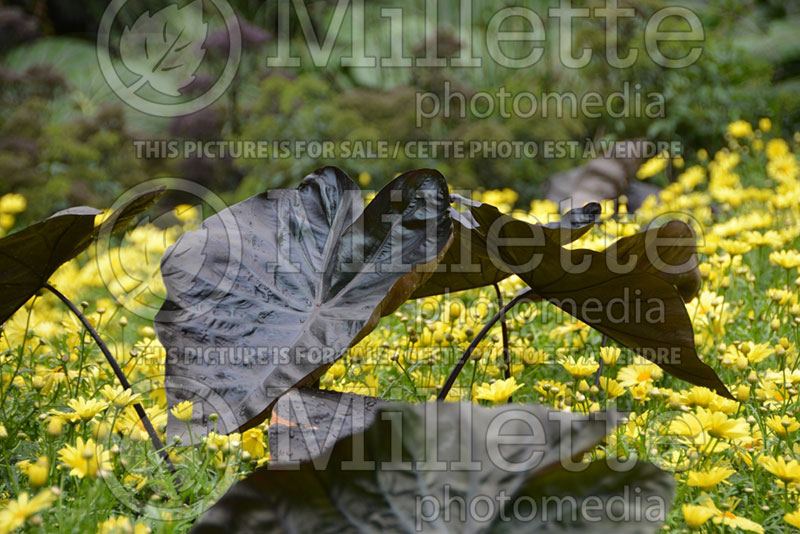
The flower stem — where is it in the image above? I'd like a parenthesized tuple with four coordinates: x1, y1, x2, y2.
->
(43, 283, 181, 490)
(595, 334, 607, 388)
(438, 288, 536, 401)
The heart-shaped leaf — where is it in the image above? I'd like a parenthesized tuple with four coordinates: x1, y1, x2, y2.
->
(605, 219, 701, 302)
(0, 187, 166, 326)
(411, 200, 601, 298)
(156, 167, 453, 438)
(190, 402, 673, 533)
(468, 202, 732, 398)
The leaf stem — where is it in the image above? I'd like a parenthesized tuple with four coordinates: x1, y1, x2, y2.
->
(438, 288, 536, 401)
(42, 283, 181, 489)
(492, 283, 512, 403)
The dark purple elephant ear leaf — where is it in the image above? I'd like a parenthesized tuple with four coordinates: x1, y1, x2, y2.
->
(605, 219, 702, 302)
(411, 200, 601, 298)
(469, 201, 733, 399)
(0, 187, 166, 326)
(190, 402, 673, 534)
(97, 186, 168, 236)
(155, 167, 453, 439)
(268, 388, 384, 464)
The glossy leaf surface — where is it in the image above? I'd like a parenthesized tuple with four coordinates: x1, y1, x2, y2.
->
(469, 202, 732, 398)
(191, 402, 672, 533)
(411, 200, 601, 298)
(0, 187, 166, 325)
(268, 388, 384, 463)
(156, 168, 453, 437)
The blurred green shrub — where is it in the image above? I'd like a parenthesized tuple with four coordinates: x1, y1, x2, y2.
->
(0, 0, 798, 218)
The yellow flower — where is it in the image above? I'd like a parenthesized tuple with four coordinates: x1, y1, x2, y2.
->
(766, 138, 790, 159)
(61, 397, 109, 422)
(242, 427, 266, 459)
(204, 431, 242, 455)
(0, 193, 27, 214)
(598, 377, 625, 399)
(681, 386, 717, 407)
(683, 504, 715, 529)
(173, 204, 200, 223)
(112, 404, 165, 442)
(332, 373, 380, 396)
(18, 457, 49, 488)
(742, 342, 774, 364)
(728, 120, 753, 138)
(759, 456, 800, 484)
(785, 510, 800, 529)
(0, 213, 14, 230)
(473, 377, 522, 404)
(0, 489, 55, 533)
(687, 466, 735, 489)
(599, 346, 621, 365)
(689, 497, 762, 533)
(522, 348, 549, 366)
(636, 151, 669, 180)
(719, 239, 751, 255)
(358, 172, 371, 187)
(669, 411, 706, 438)
(767, 154, 799, 183)
(58, 437, 112, 479)
(100, 385, 141, 408)
(678, 165, 706, 191)
(98, 515, 150, 534)
(617, 362, 662, 388)
(715, 510, 763, 532)
(735, 384, 751, 402)
(326, 361, 346, 379)
(46, 416, 64, 437)
(758, 117, 772, 132)
(766, 288, 795, 305)
(170, 400, 194, 423)
(480, 188, 518, 213)
(770, 250, 800, 269)
(694, 407, 749, 440)
(560, 355, 599, 378)
(529, 199, 559, 218)
(766, 415, 800, 436)
(742, 229, 784, 248)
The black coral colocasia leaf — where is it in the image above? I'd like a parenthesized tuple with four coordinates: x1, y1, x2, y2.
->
(156, 167, 453, 438)
(411, 200, 602, 298)
(467, 201, 731, 399)
(268, 388, 385, 464)
(191, 402, 673, 534)
(0, 187, 166, 326)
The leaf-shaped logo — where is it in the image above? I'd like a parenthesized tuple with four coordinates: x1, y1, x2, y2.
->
(119, 0, 208, 97)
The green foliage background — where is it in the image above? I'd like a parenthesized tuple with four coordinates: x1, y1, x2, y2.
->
(1, 0, 799, 221)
